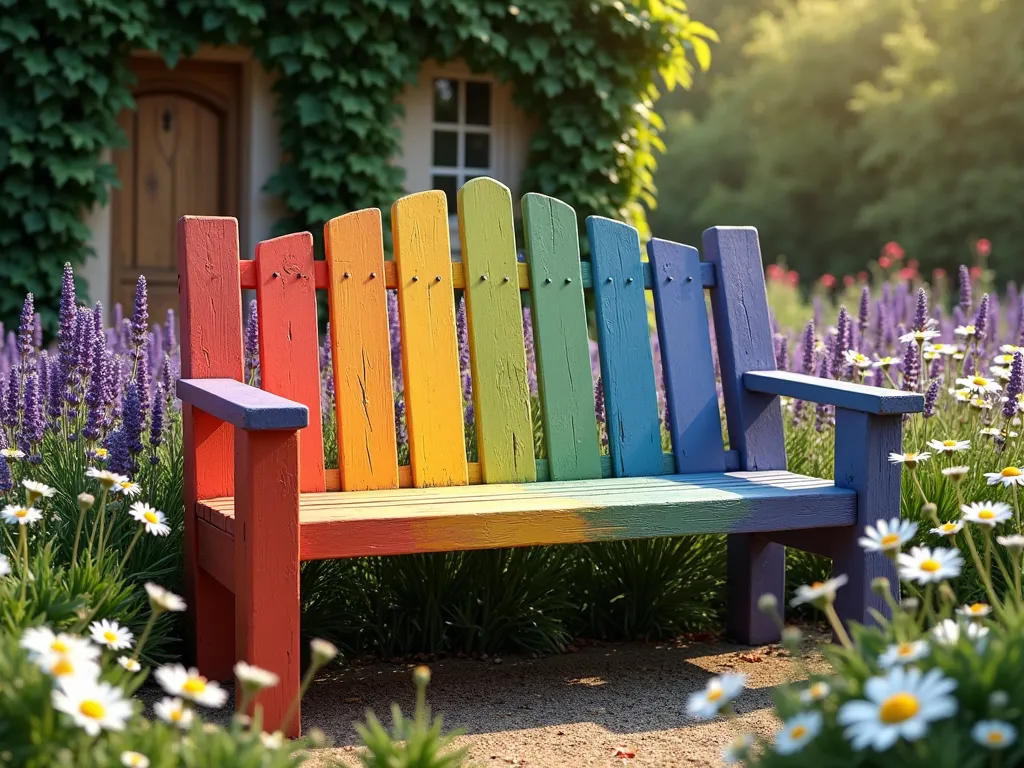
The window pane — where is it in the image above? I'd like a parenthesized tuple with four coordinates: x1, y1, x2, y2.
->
(432, 131, 458, 167)
(433, 78, 459, 123)
(464, 133, 490, 169)
(465, 82, 491, 126)
(432, 174, 458, 212)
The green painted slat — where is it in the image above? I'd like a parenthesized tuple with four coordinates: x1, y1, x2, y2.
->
(522, 193, 603, 481)
(459, 178, 536, 483)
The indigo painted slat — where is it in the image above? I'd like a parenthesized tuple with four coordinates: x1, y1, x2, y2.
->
(324, 210, 400, 491)
(522, 193, 602, 481)
(587, 216, 663, 478)
(392, 191, 469, 487)
(647, 238, 726, 473)
(254, 233, 326, 492)
(459, 178, 536, 483)
(177, 215, 242, 681)
(744, 371, 924, 415)
(703, 226, 786, 646)
(177, 379, 309, 431)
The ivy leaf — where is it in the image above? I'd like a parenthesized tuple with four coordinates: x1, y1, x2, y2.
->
(294, 94, 327, 126)
(8, 146, 33, 168)
(0, 16, 39, 43)
(343, 18, 367, 43)
(20, 48, 54, 77)
(22, 210, 45, 234)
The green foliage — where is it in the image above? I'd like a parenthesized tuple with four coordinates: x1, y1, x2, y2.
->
(0, 0, 716, 331)
(650, 0, 1024, 283)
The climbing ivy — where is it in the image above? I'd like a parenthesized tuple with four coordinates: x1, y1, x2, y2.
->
(0, 0, 715, 331)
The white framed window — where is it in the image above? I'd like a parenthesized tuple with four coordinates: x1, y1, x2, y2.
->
(429, 77, 493, 214)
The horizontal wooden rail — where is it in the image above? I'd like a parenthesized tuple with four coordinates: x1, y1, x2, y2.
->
(238, 259, 717, 291)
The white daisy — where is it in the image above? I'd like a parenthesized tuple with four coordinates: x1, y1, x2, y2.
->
(992, 366, 1011, 382)
(954, 388, 973, 402)
(144, 583, 186, 613)
(837, 666, 957, 751)
(985, 467, 1024, 487)
(877, 640, 930, 669)
(955, 325, 977, 337)
(21, 628, 99, 662)
(89, 619, 134, 651)
(22, 480, 56, 503)
(900, 329, 941, 344)
(0, 447, 26, 460)
(957, 375, 1002, 394)
(997, 534, 1024, 553)
(775, 711, 823, 755)
(873, 356, 901, 369)
(979, 427, 1018, 439)
(844, 350, 873, 369)
(931, 521, 964, 537)
(972, 720, 1017, 750)
(956, 603, 992, 619)
(154, 664, 228, 708)
(800, 680, 831, 704)
(310, 638, 339, 664)
(941, 466, 970, 483)
(129, 503, 171, 537)
(722, 733, 754, 765)
(121, 752, 150, 768)
(897, 546, 963, 584)
(260, 731, 285, 749)
(85, 468, 128, 489)
(234, 661, 279, 692)
(858, 519, 917, 554)
(685, 673, 747, 720)
(154, 697, 194, 729)
(928, 343, 958, 355)
(1, 505, 42, 526)
(931, 619, 989, 646)
(92, 447, 110, 461)
(961, 501, 1014, 527)
(113, 479, 143, 498)
(118, 656, 142, 673)
(52, 678, 133, 736)
(1002, 344, 1024, 354)
(926, 439, 970, 454)
(993, 354, 1016, 366)
(888, 452, 931, 469)
(970, 397, 994, 410)
(791, 575, 849, 607)
(0, 554, 10, 578)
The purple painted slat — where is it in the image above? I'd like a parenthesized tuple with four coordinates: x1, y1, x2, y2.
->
(744, 371, 924, 415)
(177, 378, 309, 431)
(703, 226, 786, 646)
(647, 238, 726, 473)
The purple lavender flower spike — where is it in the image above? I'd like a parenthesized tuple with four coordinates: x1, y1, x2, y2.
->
(0, 376, 6, 428)
(923, 380, 939, 419)
(76, 306, 95, 377)
(149, 382, 166, 463)
(958, 265, 972, 314)
(161, 354, 175, 396)
(928, 355, 943, 381)
(774, 335, 788, 371)
(3, 374, 17, 429)
(135, 334, 152, 413)
(108, 379, 143, 476)
(815, 355, 833, 431)
(37, 352, 50, 428)
(32, 312, 42, 350)
(800, 320, 815, 375)
(93, 302, 103, 340)
(1017, 298, 1024, 344)
(394, 393, 408, 450)
(0, 456, 10, 492)
(19, 372, 43, 455)
(83, 342, 106, 442)
(522, 307, 538, 397)
(858, 286, 870, 334)
(17, 294, 34, 365)
(113, 302, 123, 330)
(963, 351, 975, 377)
(456, 296, 472, 402)
(244, 300, 260, 387)
(1004, 352, 1024, 420)
(131, 275, 149, 349)
(912, 287, 928, 331)
(58, 263, 77, 352)
(900, 342, 919, 392)
(152, 324, 164, 365)
(594, 377, 608, 447)
(387, 290, 403, 390)
(975, 293, 990, 343)
(164, 309, 177, 353)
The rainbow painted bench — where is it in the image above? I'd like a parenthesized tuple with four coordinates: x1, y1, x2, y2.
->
(175, 178, 923, 735)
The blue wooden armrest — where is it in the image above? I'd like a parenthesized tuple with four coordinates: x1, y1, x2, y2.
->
(176, 378, 309, 431)
(743, 370, 924, 415)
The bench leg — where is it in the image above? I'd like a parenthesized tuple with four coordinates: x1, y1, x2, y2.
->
(235, 429, 302, 738)
(193, 570, 236, 681)
(832, 408, 902, 628)
(726, 533, 784, 645)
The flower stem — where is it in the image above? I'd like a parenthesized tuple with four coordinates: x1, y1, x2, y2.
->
(282, 658, 324, 735)
(118, 527, 144, 574)
(823, 603, 853, 650)
(71, 504, 87, 568)
(130, 609, 161, 663)
(18, 525, 28, 605)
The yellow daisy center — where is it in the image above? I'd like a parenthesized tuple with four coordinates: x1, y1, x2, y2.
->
(790, 725, 808, 740)
(95, 449, 108, 457)
(706, 687, 723, 702)
(979, 509, 996, 520)
(1002, 467, 1022, 477)
(143, 511, 159, 524)
(170, 708, 184, 722)
(943, 440, 957, 447)
(988, 732, 1005, 744)
(183, 676, 208, 695)
(811, 581, 825, 589)
(119, 481, 132, 489)
(920, 559, 941, 573)
(905, 453, 917, 460)
(973, 377, 988, 387)
(897, 643, 914, 657)
(50, 639, 68, 653)
(879, 692, 920, 724)
(51, 658, 75, 677)
(809, 683, 826, 698)
(941, 523, 957, 533)
(970, 603, 988, 613)
(14, 509, 27, 518)
(79, 700, 106, 720)
(103, 630, 118, 643)
(881, 533, 901, 546)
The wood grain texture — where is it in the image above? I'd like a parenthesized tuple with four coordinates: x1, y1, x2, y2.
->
(255, 233, 325, 493)
(587, 216, 663, 477)
(522, 193, 602, 481)
(176, 378, 308, 430)
(744, 371, 925, 415)
(324, 210, 399, 491)
(198, 470, 856, 560)
(238, 257, 719, 292)
(391, 191, 469, 487)
(702, 226, 786, 646)
(459, 178, 536, 483)
(196, 518, 234, 592)
(647, 238, 726, 473)
(234, 429, 302, 737)
(831, 408, 902, 628)
(177, 215, 242, 680)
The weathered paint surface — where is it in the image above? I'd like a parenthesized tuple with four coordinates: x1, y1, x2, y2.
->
(325, 210, 400, 491)
(459, 178, 536, 483)
(522, 193, 602, 481)
(391, 191, 469, 487)
(176, 378, 308, 430)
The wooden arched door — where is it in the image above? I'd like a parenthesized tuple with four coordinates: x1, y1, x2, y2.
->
(112, 58, 241, 322)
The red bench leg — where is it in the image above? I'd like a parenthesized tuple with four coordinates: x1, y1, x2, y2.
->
(235, 429, 302, 737)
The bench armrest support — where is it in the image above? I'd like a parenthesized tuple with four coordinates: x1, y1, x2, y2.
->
(743, 371, 924, 415)
(177, 378, 309, 431)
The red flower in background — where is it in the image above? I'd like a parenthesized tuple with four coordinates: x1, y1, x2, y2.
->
(898, 267, 917, 281)
(785, 271, 799, 287)
(971, 266, 983, 279)
(857, 271, 869, 282)
(977, 238, 992, 256)
(933, 268, 947, 279)
(843, 275, 855, 287)
(883, 241, 905, 261)
(766, 263, 786, 281)
(879, 256, 892, 269)
(820, 274, 837, 289)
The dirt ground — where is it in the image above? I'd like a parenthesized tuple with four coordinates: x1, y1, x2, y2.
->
(297, 634, 831, 768)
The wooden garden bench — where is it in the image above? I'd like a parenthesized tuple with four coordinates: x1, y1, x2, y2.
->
(175, 178, 923, 736)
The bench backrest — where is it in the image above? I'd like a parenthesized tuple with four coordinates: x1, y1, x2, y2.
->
(177, 177, 785, 497)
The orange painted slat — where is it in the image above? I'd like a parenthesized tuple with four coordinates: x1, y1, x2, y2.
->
(254, 233, 326, 492)
(391, 191, 468, 487)
(324, 210, 399, 491)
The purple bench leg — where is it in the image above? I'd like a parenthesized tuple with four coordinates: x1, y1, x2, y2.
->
(727, 534, 784, 645)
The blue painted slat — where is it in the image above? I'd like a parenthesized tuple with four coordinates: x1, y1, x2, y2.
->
(743, 371, 924, 415)
(177, 378, 309, 431)
(647, 238, 726, 473)
(576, 261, 717, 290)
(587, 216, 663, 477)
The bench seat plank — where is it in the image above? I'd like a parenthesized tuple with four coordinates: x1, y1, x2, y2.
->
(198, 471, 855, 559)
